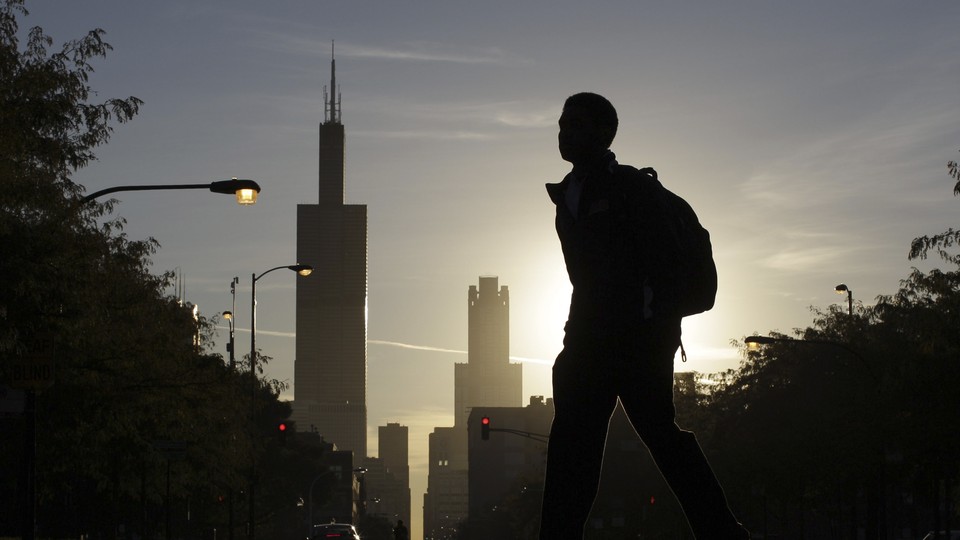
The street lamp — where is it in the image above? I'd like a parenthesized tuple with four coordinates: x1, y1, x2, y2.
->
(835, 283, 853, 315)
(81, 178, 261, 204)
(222, 310, 235, 367)
(250, 264, 313, 385)
(218, 289, 236, 540)
(249, 264, 312, 540)
(223, 278, 239, 370)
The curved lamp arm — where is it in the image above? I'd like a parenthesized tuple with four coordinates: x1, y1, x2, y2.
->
(745, 335, 876, 381)
(82, 178, 261, 205)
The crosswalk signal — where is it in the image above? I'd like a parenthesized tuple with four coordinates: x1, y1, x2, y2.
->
(481, 416, 490, 440)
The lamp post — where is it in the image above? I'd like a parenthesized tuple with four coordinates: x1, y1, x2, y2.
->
(835, 283, 853, 315)
(223, 277, 239, 370)
(218, 279, 240, 540)
(81, 178, 261, 204)
(222, 309, 234, 367)
(248, 264, 312, 540)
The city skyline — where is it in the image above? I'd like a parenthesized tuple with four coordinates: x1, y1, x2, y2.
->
(21, 2, 960, 539)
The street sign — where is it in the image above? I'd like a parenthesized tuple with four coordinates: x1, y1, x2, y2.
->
(7, 353, 55, 391)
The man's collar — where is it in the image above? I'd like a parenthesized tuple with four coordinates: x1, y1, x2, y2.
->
(571, 150, 618, 180)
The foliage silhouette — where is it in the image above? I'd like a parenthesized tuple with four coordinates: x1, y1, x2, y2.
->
(0, 3, 320, 538)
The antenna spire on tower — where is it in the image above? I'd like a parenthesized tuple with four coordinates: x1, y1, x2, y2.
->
(324, 40, 341, 124)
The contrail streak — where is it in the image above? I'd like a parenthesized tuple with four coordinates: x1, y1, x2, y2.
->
(217, 328, 553, 365)
(368, 339, 466, 355)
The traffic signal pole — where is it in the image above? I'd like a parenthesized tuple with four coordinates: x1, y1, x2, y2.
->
(478, 417, 549, 443)
(21, 390, 36, 540)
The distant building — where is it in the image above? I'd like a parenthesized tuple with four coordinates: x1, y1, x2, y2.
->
(293, 51, 368, 457)
(423, 276, 522, 539)
(301, 435, 364, 528)
(362, 423, 411, 527)
(424, 427, 468, 540)
(467, 396, 553, 519)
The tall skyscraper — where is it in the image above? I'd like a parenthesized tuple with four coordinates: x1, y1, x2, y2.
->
(424, 276, 522, 539)
(294, 50, 368, 457)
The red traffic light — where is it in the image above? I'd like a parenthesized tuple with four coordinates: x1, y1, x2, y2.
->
(277, 422, 289, 445)
(481, 416, 490, 440)
(481, 417, 490, 425)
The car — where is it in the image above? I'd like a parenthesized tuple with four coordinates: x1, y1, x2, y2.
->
(922, 532, 960, 540)
(312, 523, 360, 540)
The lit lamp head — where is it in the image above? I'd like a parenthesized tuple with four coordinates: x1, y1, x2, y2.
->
(290, 264, 313, 277)
(236, 188, 257, 205)
(209, 178, 261, 206)
(744, 335, 774, 351)
(835, 283, 849, 295)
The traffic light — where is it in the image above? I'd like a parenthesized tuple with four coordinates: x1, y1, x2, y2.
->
(278, 422, 288, 444)
(481, 416, 490, 440)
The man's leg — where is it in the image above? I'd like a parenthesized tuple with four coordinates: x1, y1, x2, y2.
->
(539, 346, 617, 540)
(618, 322, 747, 539)
(638, 422, 745, 538)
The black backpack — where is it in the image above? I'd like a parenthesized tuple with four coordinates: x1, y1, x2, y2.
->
(614, 165, 718, 319)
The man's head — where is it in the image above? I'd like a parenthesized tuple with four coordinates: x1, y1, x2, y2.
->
(559, 92, 618, 165)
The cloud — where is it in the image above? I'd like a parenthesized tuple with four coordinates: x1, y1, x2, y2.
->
(244, 26, 525, 67)
(762, 246, 849, 272)
(340, 95, 557, 131)
(337, 43, 520, 65)
(352, 129, 493, 141)
(495, 109, 557, 129)
(739, 102, 960, 210)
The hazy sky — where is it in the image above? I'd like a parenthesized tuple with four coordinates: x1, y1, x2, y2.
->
(22, 2, 960, 537)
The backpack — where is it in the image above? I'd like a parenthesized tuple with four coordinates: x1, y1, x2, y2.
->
(615, 165, 718, 319)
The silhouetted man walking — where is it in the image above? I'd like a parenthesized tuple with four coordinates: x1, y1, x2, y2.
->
(538, 92, 749, 539)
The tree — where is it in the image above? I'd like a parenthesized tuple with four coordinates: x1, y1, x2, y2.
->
(1, 4, 263, 538)
(704, 152, 960, 536)
(0, 5, 360, 539)
(909, 149, 960, 264)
